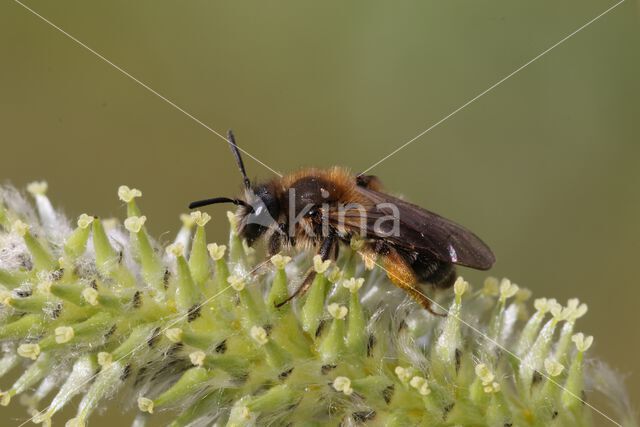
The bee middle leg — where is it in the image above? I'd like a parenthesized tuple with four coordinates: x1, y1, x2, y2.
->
(275, 232, 336, 308)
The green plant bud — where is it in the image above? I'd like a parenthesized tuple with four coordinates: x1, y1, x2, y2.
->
(300, 273, 328, 334)
(50, 282, 86, 306)
(22, 230, 56, 272)
(0, 204, 7, 230)
(266, 259, 289, 313)
(0, 314, 44, 340)
(126, 216, 165, 296)
(210, 245, 234, 310)
(174, 252, 200, 313)
(519, 309, 566, 393)
(33, 355, 98, 424)
(226, 212, 246, 269)
(0, 268, 28, 288)
(0, 353, 53, 406)
(228, 274, 266, 327)
(249, 325, 290, 369)
(151, 367, 219, 410)
(0, 184, 632, 427)
(64, 214, 94, 259)
(118, 185, 142, 217)
(188, 216, 212, 288)
(247, 383, 295, 413)
(0, 351, 18, 379)
(319, 303, 348, 363)
(167, 392, 222, 427)
(6, 293, 51, 313)
(431, 284, 464, 382)
(69, 360, 127, 425)
(181, 328, 223, 349)
(39, 311, 112, 351)
(561, 333, 593, 413)
(195, 353, 249, 376)
(345, 279, 366, 356)
(91, 219, 119, 275)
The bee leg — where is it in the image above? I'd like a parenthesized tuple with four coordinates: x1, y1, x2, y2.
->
(275, 232, 336, 308)
(355, 174, 383, 191)
(256, 225, 296, 283)
(383, 251, 446, 317)
(331, 243, 340, 261)
(267, 231, 282, 257)
(403, 286, 446, 317)
(274, 267, 316, 308)
(248, 228, 288, 280)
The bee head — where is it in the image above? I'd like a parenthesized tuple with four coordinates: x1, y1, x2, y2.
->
(237, 183, 281, 245)
(188, 129, 281, 246)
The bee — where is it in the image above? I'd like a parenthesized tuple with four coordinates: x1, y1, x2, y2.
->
(190, 131, 495, 314)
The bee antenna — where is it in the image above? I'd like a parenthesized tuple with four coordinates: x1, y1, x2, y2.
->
(227, 130, 251, 189)
(188, 197, 252, 211)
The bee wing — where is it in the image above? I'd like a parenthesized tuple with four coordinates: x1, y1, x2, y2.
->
(329, 187, 495, 270)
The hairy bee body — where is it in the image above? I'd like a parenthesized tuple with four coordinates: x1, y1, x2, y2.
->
(190, 132, 495, 314)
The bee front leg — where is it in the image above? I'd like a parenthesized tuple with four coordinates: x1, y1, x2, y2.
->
(245, 227, 287, 281)
(275, 232, 336, 308)
(267, 230, 283, 257)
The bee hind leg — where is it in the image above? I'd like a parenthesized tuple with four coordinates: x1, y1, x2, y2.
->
(404, 285, 446, 317)
(383, 251, 446, 317)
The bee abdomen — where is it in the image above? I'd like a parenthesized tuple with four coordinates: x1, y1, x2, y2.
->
(412, 257, 456, 289)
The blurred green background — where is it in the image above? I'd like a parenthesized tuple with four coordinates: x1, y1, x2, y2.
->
(1, 0, 639, 425)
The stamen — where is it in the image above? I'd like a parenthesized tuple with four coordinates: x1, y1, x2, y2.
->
(207, 243, 227, 261)
(250, 326, 268, 346)
(328, 303, 348, 320)
(117, 186, 142, 203)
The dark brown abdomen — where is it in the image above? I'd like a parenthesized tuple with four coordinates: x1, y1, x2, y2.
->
(410, 256, 456, 289)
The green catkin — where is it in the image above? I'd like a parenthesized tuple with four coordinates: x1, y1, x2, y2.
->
(0, 183, 635, 427)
